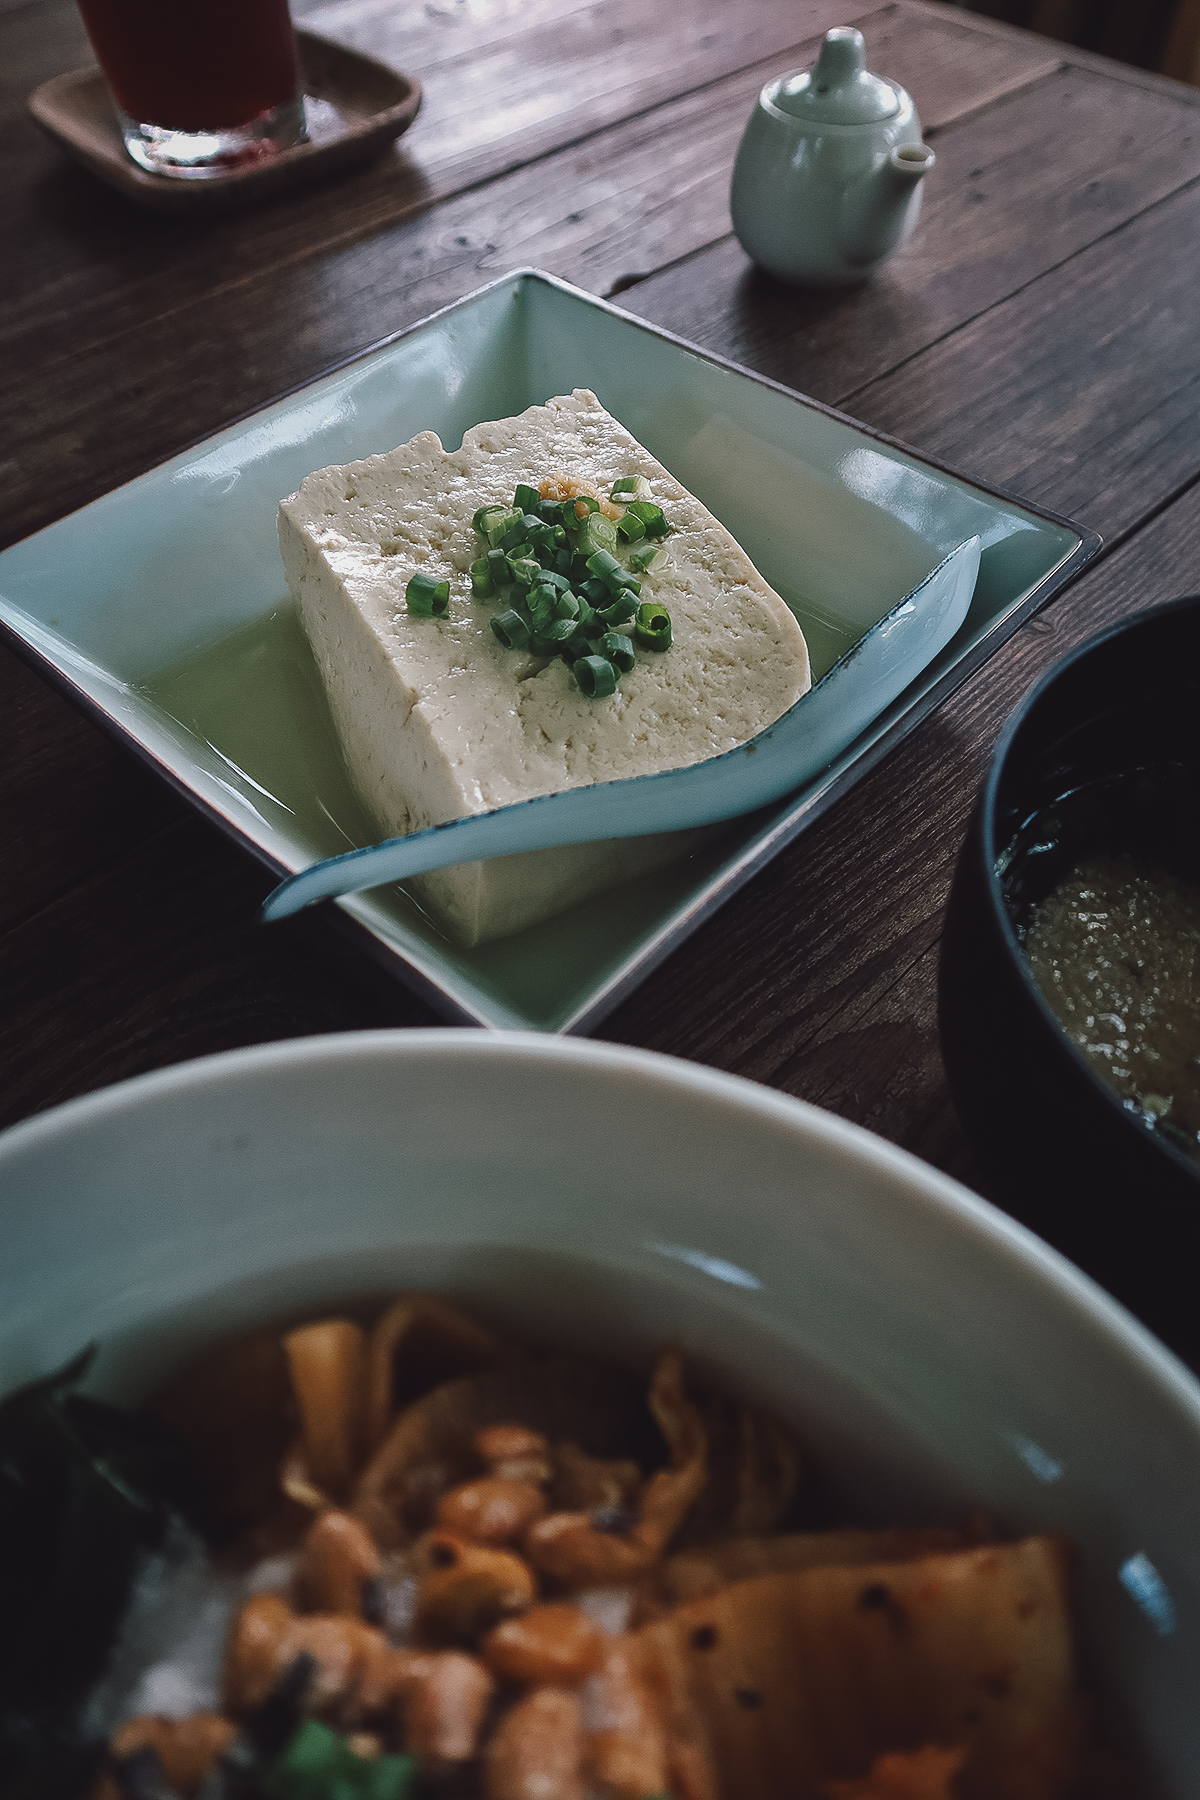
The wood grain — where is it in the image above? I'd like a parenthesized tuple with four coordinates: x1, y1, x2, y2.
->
(1, 0, 876, 340)
(4, 0, 1200, 1260)
(0, 11, 1126, 549)
(0, 806, 436, 1133)
(619, 63, 1200, 488)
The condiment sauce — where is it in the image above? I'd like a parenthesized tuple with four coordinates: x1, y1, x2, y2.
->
(1025, 853, 1200, 1164)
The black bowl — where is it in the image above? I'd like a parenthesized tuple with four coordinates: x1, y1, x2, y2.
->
(939, 595, 1200, 1364)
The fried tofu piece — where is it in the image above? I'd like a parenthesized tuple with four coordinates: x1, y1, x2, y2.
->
(660, 1529, 975, 1606)
(636, 1539, 1084, 1800)
(825, 1744, 965, 1798)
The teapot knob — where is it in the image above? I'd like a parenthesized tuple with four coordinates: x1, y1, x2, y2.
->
(812, 27, 865, 92)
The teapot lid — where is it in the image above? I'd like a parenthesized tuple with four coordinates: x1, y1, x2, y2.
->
(773, 28, 899, 125)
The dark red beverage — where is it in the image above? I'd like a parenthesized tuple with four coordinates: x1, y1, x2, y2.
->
(75, 0, 300, 132)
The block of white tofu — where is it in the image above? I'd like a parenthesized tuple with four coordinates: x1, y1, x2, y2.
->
(278, 390, 811, 947)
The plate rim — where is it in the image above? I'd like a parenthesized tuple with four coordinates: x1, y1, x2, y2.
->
(0, 269, 1102, 1035)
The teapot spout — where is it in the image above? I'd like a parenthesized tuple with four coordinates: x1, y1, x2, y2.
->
(838, 141, 935, 270)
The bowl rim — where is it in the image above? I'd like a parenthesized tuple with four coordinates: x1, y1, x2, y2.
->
(978, 592, 1200, 1191)
(3, 1027, 1199, 1428)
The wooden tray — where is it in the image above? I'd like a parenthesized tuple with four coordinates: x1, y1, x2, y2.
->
(27, 29, 421, 213)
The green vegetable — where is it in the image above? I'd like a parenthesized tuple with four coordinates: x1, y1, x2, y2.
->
(540, 617, 579, 645)
(484, 506, 523, 547)
(596, 591, 637, 628)
(629, 541, 670, 575)
(528, 590, 557, 632)
(472, 473, 675, 697)
(625, 499, 670, 538)
(405, 572, 450, 617)
(577, 511, 618, 558)
(507, 555, 541, 587)
(598, 631, 636, 673)
(585, 549, 625, 592)
(264, 1719, 418, 1800)
(610, 474, 653, 501)
(635, 602, 672, 650)
(492, 609, 532, 650)
(574, 655, 619, 698)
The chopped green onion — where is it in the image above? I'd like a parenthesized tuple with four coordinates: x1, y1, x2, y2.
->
(585, 549, 624, 590)
(406, 571, 450, 617)
(498, 519, 531, 553)
(635, 602, 672, 650)
(616, 511, 646, 543)
(574, 655, 619, 698)
(487, 546, 510, 583)
(629, 541, 670, 574)
(614, 569, 642, 595)
(575, 597, 595, 630)
(513, 483, 541, 513)
(362, 1758, 421, 1800)
(598, 631, 636, 673)
(553, 590, 580, 619)
(564, 493, 599, 522)
(597, 591, 637, 626)
(492, 609, 532, 650)
(610, 475, 654, 502)
(264, 1720, 419, 1800)
(542, 616, 578, 644)
(472, 503, 509, 534)
(484, 507, 522, 547)
(535, 570, 570, 591)
(507, 555, 541, 586)
(581, 578, 609, 605)
(555, 547, 575, 575)
(626, 499, 669, 538)
(577, 512, 619, 558)
(469, 556, 493, 597)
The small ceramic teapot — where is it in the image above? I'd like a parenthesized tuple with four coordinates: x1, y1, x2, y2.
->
(730, 27, 935, 286)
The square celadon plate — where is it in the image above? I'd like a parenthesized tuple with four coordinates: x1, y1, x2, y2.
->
(0, 271, 1096, 1032)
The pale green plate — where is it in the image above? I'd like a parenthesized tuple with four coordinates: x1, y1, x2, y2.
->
(0, 271, 1096, 1031)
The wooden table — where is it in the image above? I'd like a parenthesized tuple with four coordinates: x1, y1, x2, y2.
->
(3, 0, 1198, 1338)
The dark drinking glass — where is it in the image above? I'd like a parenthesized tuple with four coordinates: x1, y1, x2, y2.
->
(74, 0, 306, 178)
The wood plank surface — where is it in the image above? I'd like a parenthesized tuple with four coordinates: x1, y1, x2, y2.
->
(3, 0, 1200, 1288)
(1, 0, 875, 340)
(2, 0, 1060, 549)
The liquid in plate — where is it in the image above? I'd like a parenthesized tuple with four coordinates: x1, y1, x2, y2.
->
(137, 590, 859, 871)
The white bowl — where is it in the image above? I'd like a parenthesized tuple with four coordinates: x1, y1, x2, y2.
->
(1, 1030, 1197, 1792)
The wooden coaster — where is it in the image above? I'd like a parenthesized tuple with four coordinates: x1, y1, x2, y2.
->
(27, 29, 422, 213)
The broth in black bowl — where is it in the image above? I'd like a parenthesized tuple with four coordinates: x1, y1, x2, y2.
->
(939, 596, 1200, 1363)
